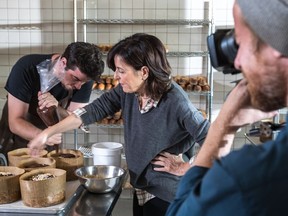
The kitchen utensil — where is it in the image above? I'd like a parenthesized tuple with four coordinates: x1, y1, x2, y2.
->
(75, 165, 126, 193)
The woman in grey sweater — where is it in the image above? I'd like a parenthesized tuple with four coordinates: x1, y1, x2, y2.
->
(28, 33, 210, 216)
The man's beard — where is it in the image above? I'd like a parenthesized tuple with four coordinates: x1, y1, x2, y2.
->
(250, 80, 286, 112)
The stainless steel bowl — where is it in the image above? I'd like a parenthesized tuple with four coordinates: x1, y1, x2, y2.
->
(75, 165, 126, 193)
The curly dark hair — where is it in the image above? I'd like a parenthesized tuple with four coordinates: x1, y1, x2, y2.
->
(62, 42, 105, 81)
(107, 33, 172, 100)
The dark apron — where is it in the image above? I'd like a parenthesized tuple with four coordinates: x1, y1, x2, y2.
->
(0, 101, 25, 157)
(0, 90, 72, 158)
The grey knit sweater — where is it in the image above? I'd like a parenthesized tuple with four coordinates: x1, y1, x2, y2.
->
(80, 81, 210, 202)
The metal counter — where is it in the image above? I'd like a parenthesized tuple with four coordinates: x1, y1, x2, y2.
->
(67, 187, 122, 216)
(0, 177, 125, 216)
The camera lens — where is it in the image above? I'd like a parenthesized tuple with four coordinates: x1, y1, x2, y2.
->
(207, 29, 241, 74)
(220, 30, 238, 65)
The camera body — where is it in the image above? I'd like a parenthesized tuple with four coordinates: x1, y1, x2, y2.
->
(207, 29, 241, 74)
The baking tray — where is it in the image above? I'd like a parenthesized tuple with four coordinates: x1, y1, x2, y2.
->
(0, 180, 84, 215)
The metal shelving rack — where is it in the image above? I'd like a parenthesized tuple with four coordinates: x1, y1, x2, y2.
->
(76, 18, 211, 26)
(73, 0, 214, 147)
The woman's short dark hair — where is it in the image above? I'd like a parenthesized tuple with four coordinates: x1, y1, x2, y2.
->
(62, 42, 105, 81)
(107, 33, 172, 99)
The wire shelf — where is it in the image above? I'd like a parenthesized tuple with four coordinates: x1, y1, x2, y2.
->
(92, 89, 211, 96)
(167, 51, 209, 57)
(100, 51, 209, 57)
(94, 123, 124, 129)
(0, 25, 40, 30)
(77, 19, 211, 26)
(187, 91, 211, 96)
(78, 145, 93, 157)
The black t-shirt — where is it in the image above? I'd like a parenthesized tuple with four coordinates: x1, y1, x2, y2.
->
(5, 54, 93, 124)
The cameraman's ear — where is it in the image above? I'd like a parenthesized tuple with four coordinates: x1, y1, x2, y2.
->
(274, 50, 288, 68)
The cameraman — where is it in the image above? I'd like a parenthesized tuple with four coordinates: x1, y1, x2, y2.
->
(167, 0, 288, 215)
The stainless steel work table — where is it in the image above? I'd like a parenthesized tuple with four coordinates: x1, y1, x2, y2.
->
(0, 175, 126, 216)
(66, 185, 123, 216)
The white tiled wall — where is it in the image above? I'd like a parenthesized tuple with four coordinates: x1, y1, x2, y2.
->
(0, 0, 249, 151)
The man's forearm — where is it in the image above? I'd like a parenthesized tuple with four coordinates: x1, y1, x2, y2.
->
(10, 118, 43, 141)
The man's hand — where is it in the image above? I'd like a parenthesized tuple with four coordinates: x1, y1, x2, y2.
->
(193, 79, 278, 168)
(152, 152, 190, 176)
(215, 79, 278, 134)
(38, 92, 59, 110)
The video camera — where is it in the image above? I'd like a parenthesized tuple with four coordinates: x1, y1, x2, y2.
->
(207, 29, 241, 74)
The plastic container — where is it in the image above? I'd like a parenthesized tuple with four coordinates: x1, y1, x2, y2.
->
(92, 142, 123, 167)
